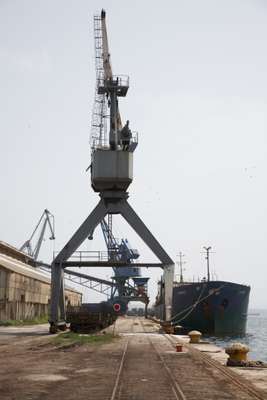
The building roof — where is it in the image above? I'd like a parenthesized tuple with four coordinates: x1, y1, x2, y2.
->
(0, 246, 81, 295)
(0, 240, 34, 264)
(0, 252, 51, 283)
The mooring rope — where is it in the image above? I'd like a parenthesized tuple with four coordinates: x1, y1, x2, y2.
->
(169, 284, 226, 324)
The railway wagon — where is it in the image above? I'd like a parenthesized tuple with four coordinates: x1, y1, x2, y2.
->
(66, 302, 116, 333)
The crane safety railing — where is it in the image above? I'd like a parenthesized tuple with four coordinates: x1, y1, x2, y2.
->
(91, 130, 138, 151)
(97, 74, 129, 93)
(53, 250, 109, 263)
(53, 250, 139, 264)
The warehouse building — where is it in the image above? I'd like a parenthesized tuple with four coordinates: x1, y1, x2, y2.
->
(0, 241, 82, 321)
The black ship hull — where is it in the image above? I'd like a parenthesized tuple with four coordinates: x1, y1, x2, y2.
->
(155, 280, 250, 335)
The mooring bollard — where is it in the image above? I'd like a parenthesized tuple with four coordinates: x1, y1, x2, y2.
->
(225, 343, 249, 362)
(188, 330, 202, 343)
(176, 344, 183, 352)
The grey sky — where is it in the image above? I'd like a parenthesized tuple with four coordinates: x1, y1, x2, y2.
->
(0, 0, 266, 308)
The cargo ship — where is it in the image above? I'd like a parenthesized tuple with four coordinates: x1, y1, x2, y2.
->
(154, 249, 250, 335)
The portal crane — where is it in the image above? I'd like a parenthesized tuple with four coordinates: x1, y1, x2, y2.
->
(20, 209, 55, 261)
(49, 10, 174, 332)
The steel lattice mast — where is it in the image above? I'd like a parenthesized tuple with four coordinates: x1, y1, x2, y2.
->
(90, 10, 123, 150)
(90, 13, 108, 148)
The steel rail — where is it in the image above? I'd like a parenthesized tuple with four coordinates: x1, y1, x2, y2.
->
(140, 319, 187, 400)
(110, 337, 130, 400)
(165, 334, 266, 400)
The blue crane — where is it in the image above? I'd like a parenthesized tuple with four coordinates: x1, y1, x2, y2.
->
(100, 215, 149, 312)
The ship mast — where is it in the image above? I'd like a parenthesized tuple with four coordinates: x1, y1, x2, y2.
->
(203, 246, 212, 282)
(177, 252, 186, 283)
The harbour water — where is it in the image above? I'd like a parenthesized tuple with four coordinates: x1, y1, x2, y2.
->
(206, 309, 267, 362)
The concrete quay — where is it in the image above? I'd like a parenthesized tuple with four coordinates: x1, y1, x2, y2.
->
(0, 317, 266, 399)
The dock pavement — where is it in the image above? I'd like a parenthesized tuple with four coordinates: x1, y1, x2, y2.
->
(0, 316, 266, 399)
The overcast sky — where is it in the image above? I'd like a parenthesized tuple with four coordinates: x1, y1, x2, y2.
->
(0, 0, 266, 308)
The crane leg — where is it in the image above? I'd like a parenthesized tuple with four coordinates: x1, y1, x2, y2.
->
(119, 200, 174, 321)
(49, 199, 107, 331)
(50, 265, 64, 333)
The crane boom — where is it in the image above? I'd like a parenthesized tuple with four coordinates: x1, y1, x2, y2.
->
(100, 10, 112, 80)
(100, 9, 122, 131)
(91, 10, 124, 150)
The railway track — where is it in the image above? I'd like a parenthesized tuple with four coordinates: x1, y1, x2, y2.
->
(109, 318, 186, 400)
(165, 333, 267, 400)
(110, 338, 130, 400)
(140, 319, 187, 400)
(109, 318, 267, 400)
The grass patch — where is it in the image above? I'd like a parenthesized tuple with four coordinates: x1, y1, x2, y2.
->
(0, 315, 48, 326)
(52, 332, 117, 348)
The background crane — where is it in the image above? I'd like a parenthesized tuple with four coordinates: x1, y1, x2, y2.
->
(65, 217, 149, 313)
(101, 216, 140, 296)
(20, 209, 55, 261)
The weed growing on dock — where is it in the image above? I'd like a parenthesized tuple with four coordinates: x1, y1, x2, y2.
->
(52, 332, 118, 348)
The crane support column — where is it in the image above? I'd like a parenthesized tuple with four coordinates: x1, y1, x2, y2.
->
(50, 264, 65, 331)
